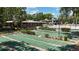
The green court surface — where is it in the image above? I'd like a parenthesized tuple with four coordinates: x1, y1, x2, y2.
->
(33, 29, 66, 37)
(5, 32, 70, 50)
(0, 37, 10, 42)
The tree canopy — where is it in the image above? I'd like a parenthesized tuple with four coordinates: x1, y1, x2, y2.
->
(0, 7, 27, 29)
(60, 7, 79, 24)
(26, 12, 53, 21)
(0, 7, 27, 25)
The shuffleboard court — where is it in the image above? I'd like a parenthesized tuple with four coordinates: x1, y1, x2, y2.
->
(5, 33, 61, 50)
(1, 35, 46, 51)
(6, 33, 69, 45)
(19, 33, 69, 45)
(5, 32, 70, 50)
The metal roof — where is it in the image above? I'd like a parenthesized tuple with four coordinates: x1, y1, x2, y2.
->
(22, 21, 46, 23)
(6, 21, 13, 23)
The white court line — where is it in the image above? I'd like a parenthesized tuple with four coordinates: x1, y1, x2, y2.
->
(2, 36, 20, 42)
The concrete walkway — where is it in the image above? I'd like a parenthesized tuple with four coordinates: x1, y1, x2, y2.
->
(48, 24, 79, 29)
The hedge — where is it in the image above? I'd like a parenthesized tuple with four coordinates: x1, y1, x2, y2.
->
(61, 28, 70, 32)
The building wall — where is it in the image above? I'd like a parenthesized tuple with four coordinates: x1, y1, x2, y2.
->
(21, 23, 43, 29)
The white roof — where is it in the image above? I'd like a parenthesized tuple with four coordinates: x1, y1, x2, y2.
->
(6, 21, 13, 23)
(26, 20, 34, 22)
(22, 20, 46, 23)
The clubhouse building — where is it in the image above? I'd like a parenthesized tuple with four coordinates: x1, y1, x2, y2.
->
(4, 20, 46, 29)
(21, 20, 46, 28)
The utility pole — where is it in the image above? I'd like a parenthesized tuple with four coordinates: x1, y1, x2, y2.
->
(76, 13, 77, 30)
(58, 15, 61, 39)
(74, 8, 77, 30)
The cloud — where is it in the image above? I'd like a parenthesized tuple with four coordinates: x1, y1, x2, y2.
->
(52, 13, 56, 15)
(56, 8, 59, 11)
(29, 9, 39, 14)
(27, 7, 37, 10)
(28, 7, 37, 8)
(56, 8, 60, 11)
(69, 10, 73, 16)
(26, 7, 39, 14)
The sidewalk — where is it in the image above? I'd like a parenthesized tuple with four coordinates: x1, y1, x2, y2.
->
(48, 24, 79, 29)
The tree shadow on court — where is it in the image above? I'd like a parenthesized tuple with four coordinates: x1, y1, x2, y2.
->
(47, 44, 79, 51)
(0, 41, 39, 51)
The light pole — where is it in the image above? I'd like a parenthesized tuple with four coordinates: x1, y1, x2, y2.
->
(58, 15, 61, 39)
(76, 13, 77, 30)
(74, 8, 77, 30)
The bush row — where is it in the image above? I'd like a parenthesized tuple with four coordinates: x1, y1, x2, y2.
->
(21, 29, 35, 35)
(39, 27, 56, 31)
(61, 28, 70, 32)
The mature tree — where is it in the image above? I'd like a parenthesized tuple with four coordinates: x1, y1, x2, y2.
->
(60, 7, 72, 24)
(0, 8, 5, 25)
(26, 12, 53, 21)
(60, 7, 79, 24)
(43, 13, 53, 20)
(35, 12, 44, 20)
(26, 14, 33, 20)
(0, 7, 27, 28)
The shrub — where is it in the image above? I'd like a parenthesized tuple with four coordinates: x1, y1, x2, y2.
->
(59, 45, 76, 51)
(61, 28, 70, 32)
(64, 36, 68, 41)
(25, 30, 35, 35)
(45, 34, 49, 38)
(48, 47, 61, 51)
(39, 27, 56, 31)
(21, 29, 35, 35)
(48, 48, 57, 51)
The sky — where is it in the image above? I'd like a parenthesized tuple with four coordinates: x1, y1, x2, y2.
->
(26, 7, 60, 17)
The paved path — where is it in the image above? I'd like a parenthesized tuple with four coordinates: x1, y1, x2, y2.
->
(48, 24, 79, 29)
